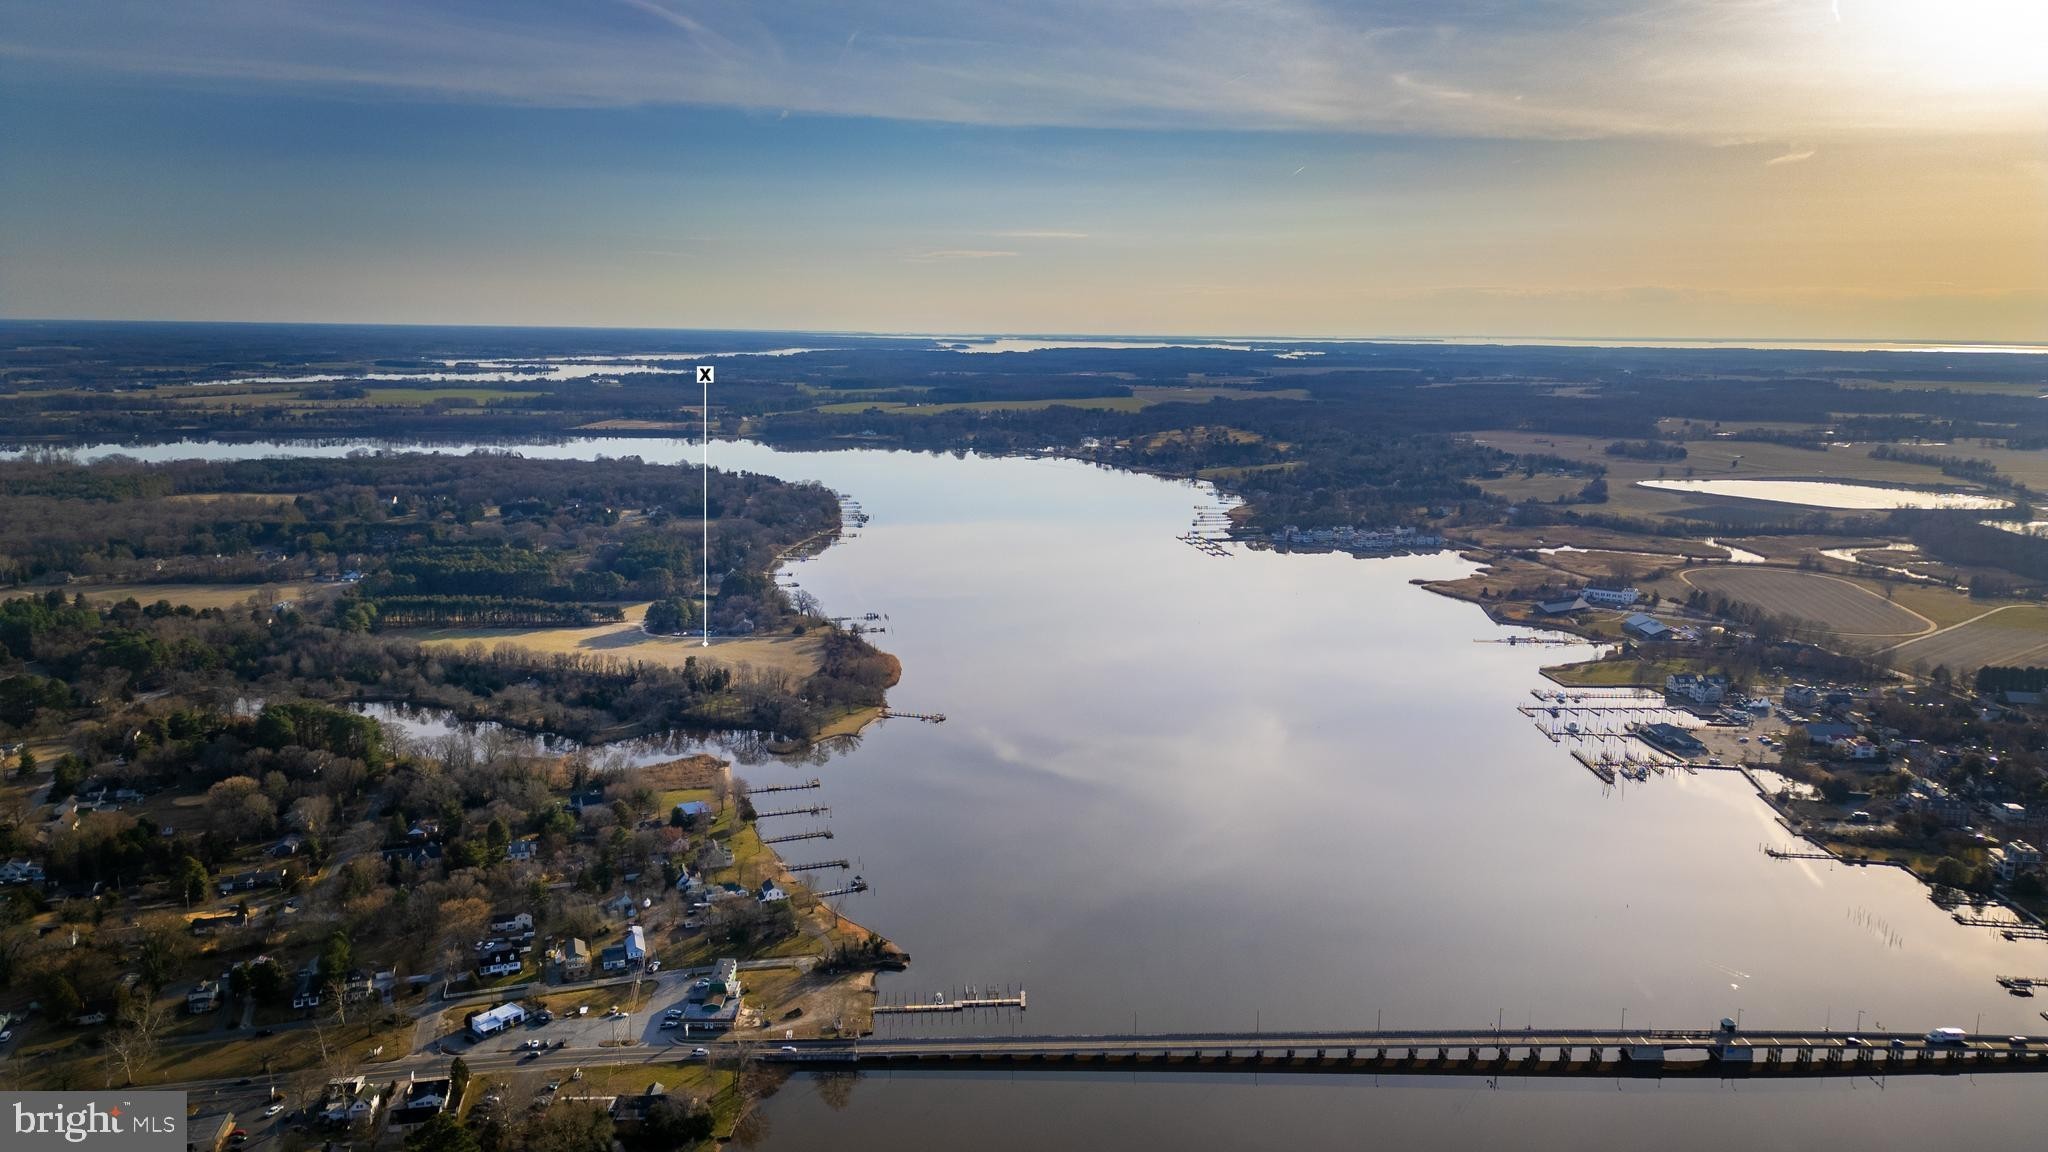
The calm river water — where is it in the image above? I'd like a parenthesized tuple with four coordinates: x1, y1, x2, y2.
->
(27, 436, 2048, 1147)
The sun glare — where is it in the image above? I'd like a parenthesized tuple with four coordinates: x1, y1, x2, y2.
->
(1855, 0, 2048, 92)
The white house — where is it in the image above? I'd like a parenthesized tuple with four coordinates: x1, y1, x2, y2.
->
(757, 880, 789, 903)
(1665, 673, 1728, 706)
(1992, 840, 2042, 882)
(624, 925, 647, 964)
(488, 911, 535, 935)
(1582, 586, 1641, 608)
(468, 1002, 526, 1037)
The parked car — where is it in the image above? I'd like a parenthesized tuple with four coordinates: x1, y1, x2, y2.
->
(691, 1047, 709, 1058)
(264, 1104, 284, 1117)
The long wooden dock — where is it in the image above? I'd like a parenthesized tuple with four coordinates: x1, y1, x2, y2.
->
(761, 829, 833, 845)
(752, 804, 829, 820)
(875, 989, 1028, 1015)
(1953, 914, 2048, 940)
(754, 1026, 2048, 1080)
(879, 709, 946, 723)
(746, 778, 822, 795)
(784, 858, 849, 872)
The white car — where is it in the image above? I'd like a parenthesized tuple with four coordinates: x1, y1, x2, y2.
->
(264, 1104, 284, 1117)
(690, 1047, 709, 1058)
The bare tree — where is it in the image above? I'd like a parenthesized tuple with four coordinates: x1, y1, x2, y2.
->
(105, 989, 173, 1085)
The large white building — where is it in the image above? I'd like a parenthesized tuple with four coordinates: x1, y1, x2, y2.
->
(1582, 586, 1641, 608)
(468, 1002, 526, 1037)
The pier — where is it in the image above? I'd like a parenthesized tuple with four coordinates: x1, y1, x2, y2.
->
(761, 829, 834, 845)
(1765, 847, 1836, 862)
(1952, 914, 2048, 940)
(875, 988, 1028, 1015)
(753, 804, 829, 820)
(812, 877, 871, 898)
(746, 778, 822, 795)
(753, 1026, 2048, 1080)
(880, 709, 947, 723)
(784, 858, 850, 872)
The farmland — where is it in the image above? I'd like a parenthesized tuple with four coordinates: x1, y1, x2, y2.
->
(1880, 604, 2048, 673)
(1677, 567, 1933, 641)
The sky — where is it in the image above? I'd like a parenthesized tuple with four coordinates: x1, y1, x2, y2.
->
(1, 1, 2044, 341)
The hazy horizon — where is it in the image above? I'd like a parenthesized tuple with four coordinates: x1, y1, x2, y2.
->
(3, 2, 2044, 340)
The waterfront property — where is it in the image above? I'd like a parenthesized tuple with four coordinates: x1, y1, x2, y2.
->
(1582, 586, 1640, 608)
(1665, 673, 1728, 707)
(1636, 722, 1707, 757)
(675, 958, 744, 1031)
(1622, 612, 1674, 641)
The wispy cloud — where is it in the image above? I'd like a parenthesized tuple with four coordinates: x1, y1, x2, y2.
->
(1765, 147, 1817, 166)
(989, 230, 1087, 240)
(0, 1, 2040, 140)
(904, 249, 1017, 262)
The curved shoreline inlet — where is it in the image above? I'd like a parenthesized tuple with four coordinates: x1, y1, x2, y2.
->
(1635, 477, 2011, 510)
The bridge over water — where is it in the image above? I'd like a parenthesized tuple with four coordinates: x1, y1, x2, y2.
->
(754, 1028, 2048, 1079)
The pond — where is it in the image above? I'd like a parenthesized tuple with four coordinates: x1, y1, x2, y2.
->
(1636, 478, 2010, 510)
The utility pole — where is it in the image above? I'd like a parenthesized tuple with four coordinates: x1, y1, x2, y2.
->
(698, 364, 713, 647)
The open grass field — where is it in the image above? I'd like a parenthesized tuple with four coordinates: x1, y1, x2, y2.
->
(813, 396, 1150, 415)
(401, 602, 828, 680)
(1466, 430, 1990, 522)
(71, 581, 320, 609)
(1880, 604, 2048, 671)
(813, 384, 1307, 418)
(1678, 567, 1932, 640)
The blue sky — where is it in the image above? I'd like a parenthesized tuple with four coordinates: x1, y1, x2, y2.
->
(2, 1, 2043, 339)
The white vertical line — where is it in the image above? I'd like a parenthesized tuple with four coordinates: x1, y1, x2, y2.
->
(701, 369, 710, 647)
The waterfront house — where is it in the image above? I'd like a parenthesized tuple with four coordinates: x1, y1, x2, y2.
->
(1622, 612, 1673, 641)
(1535, 596, 1590, 616)
(1992, 840, 2042, 881)
(677, 958, 743, 1031)
(673, 800, 712, 821)
(1583, 585, 1641, 608)
(757, 879, 789, 903)
(1665, 673, 1728, 706)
